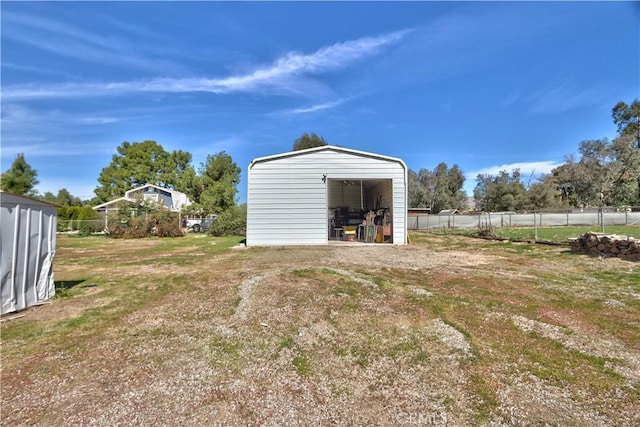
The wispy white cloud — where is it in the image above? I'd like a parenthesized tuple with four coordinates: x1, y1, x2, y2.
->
(463, 160, 562, 192)
(1, 62, 79, 79)
(466, 160, 561, 180)
(272, 98, 352, 116)
(501, 92, 520, 108)
(3, 29, 411, 101)
(0, 104, 124, 161)
(1, 104, 123, 128)
(2, 10, 187, 74)
(208, 134, 247, 149)
(4, 10, 126, 52)
(0, 139, 109, 158)
(528, 82, 607, 114)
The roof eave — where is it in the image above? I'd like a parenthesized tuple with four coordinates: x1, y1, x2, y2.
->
(250, 145, 407, 171)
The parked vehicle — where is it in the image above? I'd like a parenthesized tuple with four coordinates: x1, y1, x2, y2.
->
(184, 215, 217, 232)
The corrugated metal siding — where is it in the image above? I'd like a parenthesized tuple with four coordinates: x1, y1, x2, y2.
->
(392, 178, 406, 243)
(247, 148, 406, 246)
(1, 193, 57, 314)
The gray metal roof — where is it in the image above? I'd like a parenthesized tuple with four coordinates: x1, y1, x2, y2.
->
(250, 145, 407, 171)
(0, 191, 59, 208)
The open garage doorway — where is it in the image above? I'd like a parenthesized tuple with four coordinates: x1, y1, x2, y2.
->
(327, 179, 394, 243)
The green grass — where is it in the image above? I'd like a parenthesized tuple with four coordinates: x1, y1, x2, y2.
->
(278, 335, 294, 349)
(385, 331, 430, 364)
(292, 355, 311, 376)
(3, 230, 639, 425)
(423, 225, 639, 244)
(332, 278, 362, 297)
(468, 372, 500, 423)
(496, 225, 639, 242)
(2, 234, 243, 349)
(591, 270, 640, 288)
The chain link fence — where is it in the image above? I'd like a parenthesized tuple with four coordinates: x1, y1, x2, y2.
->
(409, 207, 640, 235)
(58, 219, 105, 233)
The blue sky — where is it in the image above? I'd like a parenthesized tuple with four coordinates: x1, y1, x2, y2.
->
(2, 1, 638, 202)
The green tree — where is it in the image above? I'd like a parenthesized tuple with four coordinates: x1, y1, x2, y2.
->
(533, 100, 640, 209)
(41, 191, 58, 205)
(441, 164, 467, 211)
(410, 163, 467, 212)
(94, 141, 192, 203)
(612, 100, 640, 148)
(549, 156, 589, 208)
(1, 153, 39, 196)
(612, 100, 640, 202)
(39, 188, 83, 206)
(549, 137, 639, 207)
(407, 169, 428, 208)
(293, 132, 328, 151)
(56, 188, 82, 206)
(608, 134, 640, 205)
(474, 170, 527, 212)
(524, 177, 566, 210)
(185, 152, 241, 215)
(174, 165, 201, 203)
(77, 206, 98, 221)
(208, 204, 247, 236)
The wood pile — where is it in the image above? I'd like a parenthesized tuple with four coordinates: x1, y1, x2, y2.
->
(569, 232, 640, 261)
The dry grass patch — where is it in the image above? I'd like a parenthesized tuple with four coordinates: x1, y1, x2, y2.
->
(1, 233, 639, 426)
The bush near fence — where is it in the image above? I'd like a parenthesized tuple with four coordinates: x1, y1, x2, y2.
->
(105, 208, 183, 238)
(57, 206, 102, 234)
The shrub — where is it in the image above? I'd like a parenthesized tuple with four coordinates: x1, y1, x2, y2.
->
(105, 201, 184, 238)
(151, 210, 185, 237)
(77, 219, 104, 236)
(208, 204, 246, 236)
(77, 206, 98, 221)
(57, 207, 73, 231)
(72, 207, 100, 235)
(57, 219, 70, 232)
(477, 221, 496, 238)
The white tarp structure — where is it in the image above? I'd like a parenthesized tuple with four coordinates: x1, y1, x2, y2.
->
(1, 192, 57, 315)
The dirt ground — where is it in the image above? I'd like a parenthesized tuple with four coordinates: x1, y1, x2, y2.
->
(1, 234, 639, 426)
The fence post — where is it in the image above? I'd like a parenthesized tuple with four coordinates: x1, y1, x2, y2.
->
(534, 211, 538, 240)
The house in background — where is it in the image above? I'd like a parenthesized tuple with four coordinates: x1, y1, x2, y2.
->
(437, 209, 460, 215)
(247, 145, 407, 246)
(93, 184, 190, 215)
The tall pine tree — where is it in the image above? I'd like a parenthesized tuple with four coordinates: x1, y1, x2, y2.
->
(1, 153, 39, 196)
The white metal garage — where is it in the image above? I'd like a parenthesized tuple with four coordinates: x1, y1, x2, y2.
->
(247, 146, 407, 246)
